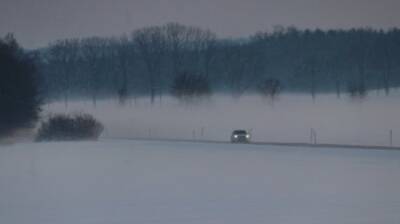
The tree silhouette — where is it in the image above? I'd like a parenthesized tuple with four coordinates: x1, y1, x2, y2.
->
(0, 34, 40, 137)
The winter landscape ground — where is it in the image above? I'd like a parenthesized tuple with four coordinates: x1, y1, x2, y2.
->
(1, 139, 400, 224)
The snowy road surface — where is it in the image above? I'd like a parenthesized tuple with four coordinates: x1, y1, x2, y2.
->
(1, 140, 400, 224)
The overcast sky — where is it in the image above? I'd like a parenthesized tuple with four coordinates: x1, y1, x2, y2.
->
(1, 0, 399, 48)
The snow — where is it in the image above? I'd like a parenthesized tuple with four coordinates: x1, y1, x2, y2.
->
(1, 140, 400, 224)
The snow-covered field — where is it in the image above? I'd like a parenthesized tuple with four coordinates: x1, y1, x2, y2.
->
(1, 140, 400, 224)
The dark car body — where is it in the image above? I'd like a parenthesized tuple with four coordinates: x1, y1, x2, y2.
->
(231, 130, 251, 143)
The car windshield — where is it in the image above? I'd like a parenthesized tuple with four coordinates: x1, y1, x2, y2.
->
(233, 130, 247, 134)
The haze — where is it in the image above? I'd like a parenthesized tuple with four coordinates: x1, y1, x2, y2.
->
(45, 92, 400, 147)
(1, 0, 400, 48)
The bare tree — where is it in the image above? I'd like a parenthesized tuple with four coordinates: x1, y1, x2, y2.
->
(375, 33, 395, 95)
(132, 26, 166, 104)
(81, 37, 108, 107)
(196, 30, 217, 79)
(349, 30, 372, 97)
(295, 54, 319, 101)
(165, 23, 217, 80)
(114, 35, 134, 105)
(165, 23, 187, 75)
(47, 39, 79, 107)
(221, 42, 261, 99)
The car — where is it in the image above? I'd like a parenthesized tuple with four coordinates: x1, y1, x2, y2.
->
(231, 130, 251, 143)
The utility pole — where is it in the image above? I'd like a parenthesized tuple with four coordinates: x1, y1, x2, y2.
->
(310, 128, 317, 144)
(192, 129, 196, 140)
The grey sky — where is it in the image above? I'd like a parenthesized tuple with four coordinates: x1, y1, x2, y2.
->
(1, 0, 399, 48)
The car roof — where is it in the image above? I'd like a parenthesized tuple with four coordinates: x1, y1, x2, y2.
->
(233, 130, 247, 134)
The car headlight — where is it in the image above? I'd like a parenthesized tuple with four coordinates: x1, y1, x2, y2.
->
(233, 135, 238, 138)
(246, 134, 250, 138)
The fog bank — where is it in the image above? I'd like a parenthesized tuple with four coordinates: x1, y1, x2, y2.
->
(44, 92, 400, 147)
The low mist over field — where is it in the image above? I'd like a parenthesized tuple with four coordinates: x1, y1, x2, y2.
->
(44, 92, 400, 146)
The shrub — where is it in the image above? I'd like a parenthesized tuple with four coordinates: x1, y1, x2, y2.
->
(36, 114, 104, 142)
(257, 78, 282, 99)
(347, 81, 367, 98)
(171, 72, 211, 102)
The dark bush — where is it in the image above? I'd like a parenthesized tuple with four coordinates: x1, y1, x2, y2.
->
(257, 78, 282, 99)
(36, 114, 104, 142)
(171, 72, 211, 102)
(347, 81, 367, 98)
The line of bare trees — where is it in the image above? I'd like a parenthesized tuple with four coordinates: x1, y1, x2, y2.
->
(36, 24, 400, 106)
